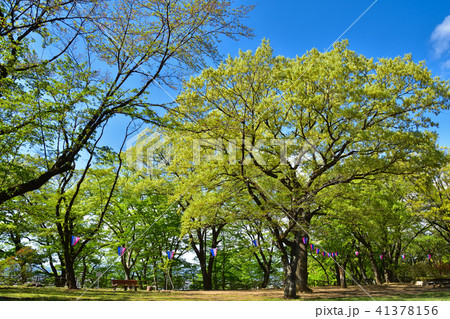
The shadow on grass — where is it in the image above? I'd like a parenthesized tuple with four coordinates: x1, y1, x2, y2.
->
(303, 291, 450, 301)
(0, 285, 449, 301)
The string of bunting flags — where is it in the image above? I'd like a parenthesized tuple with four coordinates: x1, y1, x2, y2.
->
(301, 239, 431, 261)
(167, 251, 175, 260)
(303, 238, 339, 258)
(111, 237, 434, 264)
(354, 250, 431, 261)
(118, 246, 126, 257)
(70, 236, 80, 246)
(158, 247, 432, 261)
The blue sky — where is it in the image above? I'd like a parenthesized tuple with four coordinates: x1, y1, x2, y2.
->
(100, 0, 450, 150)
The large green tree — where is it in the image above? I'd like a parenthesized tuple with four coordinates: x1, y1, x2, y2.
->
(28, 146, 122, 289)
(0, 0, 254, 204)
(167, 40, 450, 298)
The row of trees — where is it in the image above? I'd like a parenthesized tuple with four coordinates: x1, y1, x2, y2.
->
(0, 143, 449, 294)
(1, 1, 450, 299)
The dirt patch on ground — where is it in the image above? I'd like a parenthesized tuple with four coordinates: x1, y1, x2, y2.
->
(150, 284, 450, 301)
(298, 284, 450, 300)
(1, 283, 449, 301)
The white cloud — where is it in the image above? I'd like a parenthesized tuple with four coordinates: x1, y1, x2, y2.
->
(442, 59, 450, 70)
(431, 15, 450, 58)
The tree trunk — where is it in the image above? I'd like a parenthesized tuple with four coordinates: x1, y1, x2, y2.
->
(221, 245, 226, 290)
(284, 264, 298, 299)
(55, 275, 66, 287)
(152, 261, 158, 290)
(253, 247, 273, 289)
(312, 254, 329, 285)
(122, 251, 133, 281)
(368, 254, 382, 285)
(163, 270, 168, 290)
(62, 240, 78, 289)
(339, 261, 347, 288)
(169, 267, 174, 290)
(141, 257, 149, 289)
(197, 245, 213, 291)
(136, 273, 143, 289)
(197, 249, 213, 290)
(212, 254, 217, 289)
(383, 270, 389, 283)
(384, 265, 397, 283)
(261, 268, 270, 288)
(123, 265, 131, 280)
(202, 269, 213, 290)
(51, 255, 66, 288)
(356, 254, 369, 284)
(65, 260, 77, 289)
(18, 261, 28, 284)
(335, 263, 341, 286)
(296, 234, 312, 293)
(278, 232, 301, 299)
(190, 225, 224, 291)
(380, 253, 389, 283)
(10, 231, 27, 284)
(80, 257, 87, 288)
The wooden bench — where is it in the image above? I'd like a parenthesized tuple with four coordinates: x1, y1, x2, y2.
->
(425, 278, 450, 288)
(111, 279, 139, 291)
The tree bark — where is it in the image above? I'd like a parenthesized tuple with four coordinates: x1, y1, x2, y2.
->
(312, 254, 329, 285)
(354, 233, 382, 285)
(59, 232, 78, 289)
(152, 261, 159, 290)
(284, 264, 298, 299)
(80, 257, 87, 288)
(383, 264, 397, 283)
(339, 261, 347, 288)
(202, 270, 213, 290)
(122, 257, 132, 280)
(221, 242, 226, 290)
(253, 245, 273, 289)
(276, 231, 301, 299)
(189, 225, 224, 291)
(121, 245, 138, 282)
(368, 254, 382, 285)
(295, 222, 313, 293)
(335, 263, 341, 286)
(356, 254, 369, 284)
(51, 255, 66, 287)
(65, 258, 77, 289)
(296, 236, 312, 293)
(195, 229, 213, 291)
(55, 274, 66, 287)
(262, 268, 270, 288)
(163, 270, 168, 290)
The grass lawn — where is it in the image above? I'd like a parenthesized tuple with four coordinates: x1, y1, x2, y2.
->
(0, 284, 449, 301)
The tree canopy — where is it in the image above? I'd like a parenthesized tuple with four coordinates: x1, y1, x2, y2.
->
(0, 0, 254, 204)
(1, 8, 450, 299)
(165, 40, 450, 298)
